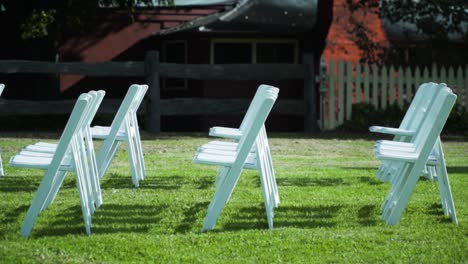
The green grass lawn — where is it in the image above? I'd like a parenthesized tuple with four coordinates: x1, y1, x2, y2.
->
(0, 132, 467, 263)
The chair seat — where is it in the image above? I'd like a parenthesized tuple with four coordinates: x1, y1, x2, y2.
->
(199, 141, 238, 151)
(374, 140, 438, 164)
(10, 149, 73, 170)
(193, 147, 257, 169)
(24, 142, 57, 153)
(91, 126, 126, 140)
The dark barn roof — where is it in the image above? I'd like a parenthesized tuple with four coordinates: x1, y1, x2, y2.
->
(157, 0, 319, 35)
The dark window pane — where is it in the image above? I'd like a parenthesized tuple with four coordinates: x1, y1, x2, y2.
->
(257, 43, 295, 63)
(214, 43, 252, 64)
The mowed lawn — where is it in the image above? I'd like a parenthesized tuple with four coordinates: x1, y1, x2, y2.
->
(0, 132, 467, 263)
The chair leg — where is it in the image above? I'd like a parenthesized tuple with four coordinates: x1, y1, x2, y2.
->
(98, 141, 121, 179)
(0, 151, 4, 176)
(42, 170, 67, 211)
(124, 119, 141, 187)
(131, 115, 146, 180)
(202, 166, 238, 231)
(385, 164, 422, 225)
(434, 140, 458, 223)
(21, 169, 60, 236)
(126, 136, 140, 187)
(259, 126, 279, 206)
(85, 129, 102, 207)
(257, 149, 275, 229)
(74, 158, 92, 235)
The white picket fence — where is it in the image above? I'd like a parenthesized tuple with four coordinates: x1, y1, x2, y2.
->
(318, 58, 468, 130)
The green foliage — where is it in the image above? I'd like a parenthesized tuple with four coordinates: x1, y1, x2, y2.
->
(445, 109, 468, 136)
(339, 103, 405, 132)
(0, 135, 466, 262)
(20, 9, 56, 40)
(345, 0, 468, 66)
(339, 103, 468, 135)
(381, 0, 468, 42)
(0, 0, 156, 46)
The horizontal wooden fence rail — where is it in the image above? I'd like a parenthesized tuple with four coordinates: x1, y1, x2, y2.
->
(0, 51, 316, 133)
(319, 57, 468, 130)
(0, 98, 304, 116)
(159, 63, 305, 80)
(0, 60, 145, 76)
(0, 61, 305, 79)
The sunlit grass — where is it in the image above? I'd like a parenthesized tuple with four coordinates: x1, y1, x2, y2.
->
(0, 132, 467, 263)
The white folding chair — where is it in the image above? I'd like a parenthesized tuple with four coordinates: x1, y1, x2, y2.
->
(193, 85, 279, 231)
(22, 84, 148, 188)
(208, 84, 279, 206)
(21, 91, 105, 208)
(10, 91, 105, 236)
(373, 85, 457, 225)
(0, 83, 4, 177)
(92, 84, 148, 187)
(370, 82, 442, 182)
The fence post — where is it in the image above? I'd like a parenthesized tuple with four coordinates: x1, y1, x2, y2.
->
(145, 50, 161, 133)
(303, 53, 319, 133)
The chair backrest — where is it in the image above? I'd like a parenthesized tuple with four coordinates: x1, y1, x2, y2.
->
(412, 84, 457, 155)
(239, 84, 273, 132)
(0, 83, 4, 96)
(95, 84, 147, 174)
(47, 94, 93, 173)
(85, 91, 106, 127)
(399, 82, 440, 132)
(235, 85, 279, 167)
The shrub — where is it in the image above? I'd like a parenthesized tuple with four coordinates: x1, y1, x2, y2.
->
(338, 103, 468, 135)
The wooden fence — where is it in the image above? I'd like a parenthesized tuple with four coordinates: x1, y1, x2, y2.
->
(0, 51, 318, 133)
(319, 58, 468, 130)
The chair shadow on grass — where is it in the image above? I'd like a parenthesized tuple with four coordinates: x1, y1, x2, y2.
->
(356, 176, 384, 186)
(0, 175, 43, 192)
(174, 202, 210, 234)
(274, 177, 349, 187)
(100, 174, 185, 190)
(33, 204, 165, 237)
(0, 174, 102, 192)
(219, 203, 380, 231)
(426, 203, 454, 224)
(273, 176, 383, 188)
(357, 204, 379, 226)
(0, 205, 30, 237)
(447, 166, 468, 174)
(100, 174, 215, 190)
(220, 204, 343, 231)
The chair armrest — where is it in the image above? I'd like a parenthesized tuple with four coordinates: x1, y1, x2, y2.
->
(209, 127, 242, 140)
(369, 126, 415, 136)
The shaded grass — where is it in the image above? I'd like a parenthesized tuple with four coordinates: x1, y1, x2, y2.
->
(0, 133, 467, 263)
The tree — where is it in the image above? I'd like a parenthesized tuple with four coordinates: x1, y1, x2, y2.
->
(0, 0, 171, 99)
(345, 0, 468, 66)
(0, 0, 165, 59)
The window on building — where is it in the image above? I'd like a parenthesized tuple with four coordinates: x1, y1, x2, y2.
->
(257, 43, 296, 63)
(214, 43, 252, 64)
(211, 39, 298, 64)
